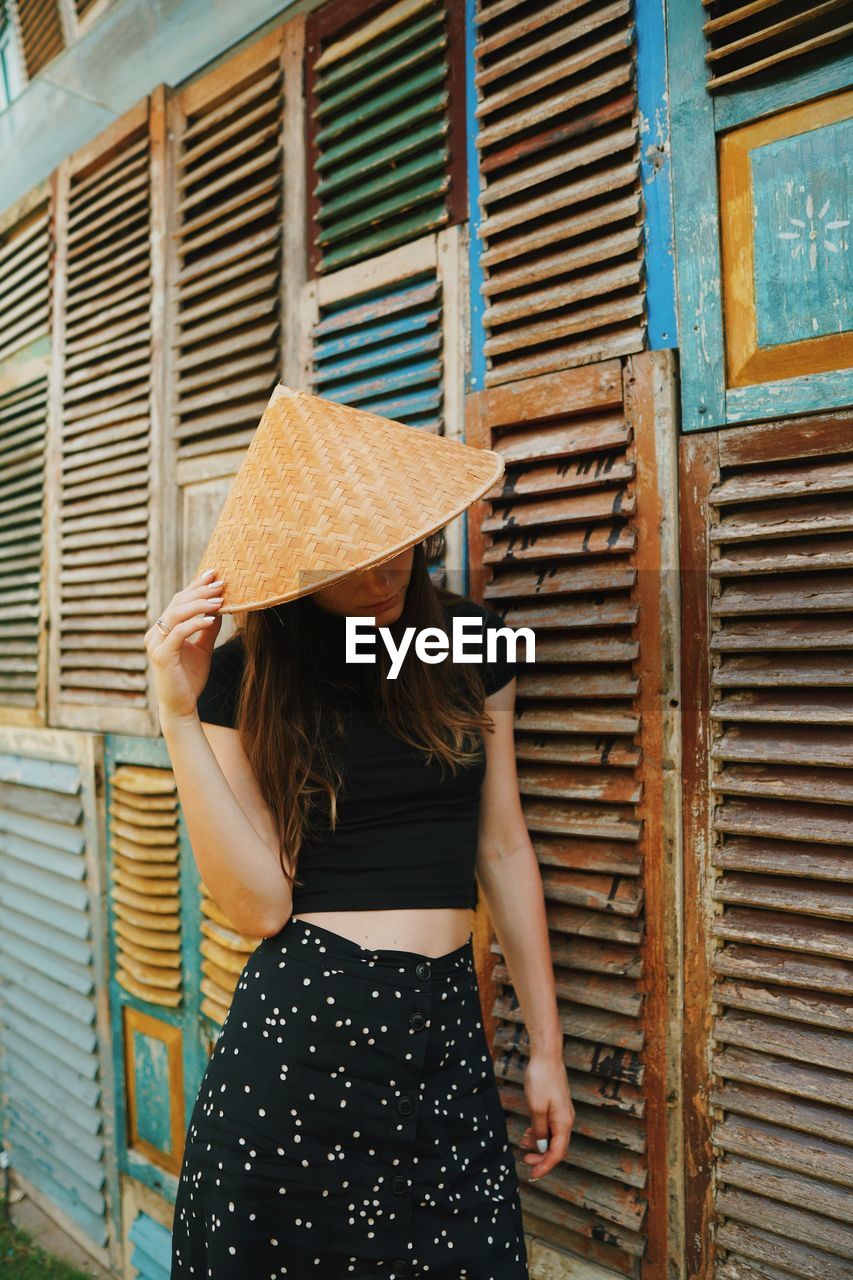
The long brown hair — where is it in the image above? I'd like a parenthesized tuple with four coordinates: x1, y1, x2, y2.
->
(231, 535, 498, 893)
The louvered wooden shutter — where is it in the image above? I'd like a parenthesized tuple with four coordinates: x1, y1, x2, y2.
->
(11, 0, 65, 78)
(682, 415, 853, 1280)
(702, 0, 853, 92)
(128, 1210, 171, 1279)
(0, 729, 114, 1257)
(306, 0, 464, 275)
(199, 886, 259, 1027)
(109, 764, 181, 1008)
(0, 193, 51, 719)
(467, 352, 679, 1278)
(49, 98, 167, 734)
(172, 29, 286, 459)
(473, 0, 645, 387)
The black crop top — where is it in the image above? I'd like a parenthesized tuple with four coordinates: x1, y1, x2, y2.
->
(195, 595, 524, 912)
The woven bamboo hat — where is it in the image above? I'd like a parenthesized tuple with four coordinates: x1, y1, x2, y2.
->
(194, 384, 505, 613)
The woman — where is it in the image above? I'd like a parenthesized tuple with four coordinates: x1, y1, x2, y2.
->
(148, 535, 574, 1279)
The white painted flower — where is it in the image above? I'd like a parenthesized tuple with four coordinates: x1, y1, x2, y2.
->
(778, 190, 849, 271)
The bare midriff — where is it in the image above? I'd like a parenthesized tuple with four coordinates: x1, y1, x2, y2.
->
(289, 906, 474, 957)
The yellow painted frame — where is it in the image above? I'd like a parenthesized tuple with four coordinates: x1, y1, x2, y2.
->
(123, 1006, 185, 1177)
(719, 88, 853, 389)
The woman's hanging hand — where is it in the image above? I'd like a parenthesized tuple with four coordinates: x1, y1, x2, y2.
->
(519, 1052, 575, 1182)
(145, 568, 225, 722)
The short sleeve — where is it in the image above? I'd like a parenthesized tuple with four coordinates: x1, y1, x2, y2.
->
(480, 605, 523, 697)
(196, 635, 244, 728)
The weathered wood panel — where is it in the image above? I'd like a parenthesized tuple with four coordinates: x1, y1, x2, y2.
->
(306, 0, 464, 275)
(0, 727, 115, 1263)
(0, 190, 51, 722)
(11, 0, 65, 78)
(681, 410, 853, 1280)
(702, 0, 853, 92)
(473, 0, 646, 387)
(47, 97, 165, 735)
(467, 351, 681, 1278)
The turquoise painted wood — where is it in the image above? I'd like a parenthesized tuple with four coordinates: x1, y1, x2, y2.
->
(312, 274, 444, 432)
(104, 734, 208, 1203)
(312, 0, 451, 273)
(727, 368, 853, 423)
(636, 0, 678, 350)
(714, 45, 853, 132)
(0, 747, 111, 1249)
(751, 119, 851, 348)
(129, 1210, 172, 1280)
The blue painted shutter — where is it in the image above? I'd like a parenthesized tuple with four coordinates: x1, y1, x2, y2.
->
(173, 37, 284, 457)
(474, 0, 645, 386)
(0, 198, 51, 714)
(0, 744, 111, 1249)
(128, 1210, 172, 1280)
(309, 0, 456, 273)
(312, 273, 444, 432)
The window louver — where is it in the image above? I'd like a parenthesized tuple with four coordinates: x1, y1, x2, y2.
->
(128, 1211, 172, 1280)
(308, 0, 460, 275)
(173, 33, 284, 457)
(199, 884, 259, 1026)
(312, 272, 444, 432)
(55, 103, 153, 727)
(467, 354, 679, 1276)
(0, 739, 111, 1251)
(12, 0, 65, 78)
(0, 200, 51, 714)
(684, 415, 853, 1279)
(108, 764, 182, 1008)
(474, 0, 645, 387)
(702, 0, 853, 92)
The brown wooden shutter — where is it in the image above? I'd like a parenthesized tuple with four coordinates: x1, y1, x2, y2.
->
(702, 0, 853, 92)
(11, 0, 65, 78)
(473, 0, 645, 387)
(48, 96, 167, 734)
(172, 28, 287, 460)
(467, 352, 680, 1279)
(199, 885, 260, 1027)
(682, 413, 853, 1280)
(0, 190, 52, 721)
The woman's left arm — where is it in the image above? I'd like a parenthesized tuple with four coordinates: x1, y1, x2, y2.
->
(475, 676, 575, 1182)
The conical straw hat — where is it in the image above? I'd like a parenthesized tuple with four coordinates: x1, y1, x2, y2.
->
(195, 384, 505, 613)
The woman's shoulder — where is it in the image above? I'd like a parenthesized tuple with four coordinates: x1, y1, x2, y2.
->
(196, 631, 245, 728)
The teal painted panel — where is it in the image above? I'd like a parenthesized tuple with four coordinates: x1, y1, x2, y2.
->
(726, 367, 853, 422)
(0, 749, 111, 1252)
(132, 1030, 173, 1155)
(753, 118, 851, 348)
(312, 0, 452, 273)
(714, 45, 853, 132)
(313, 274, 443, 432)
(129, 1211, 172, 1280)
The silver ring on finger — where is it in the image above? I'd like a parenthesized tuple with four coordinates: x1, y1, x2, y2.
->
(156, 617, 172, 636)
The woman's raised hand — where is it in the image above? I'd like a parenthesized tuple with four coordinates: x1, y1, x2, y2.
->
(145, 568, 225, 723)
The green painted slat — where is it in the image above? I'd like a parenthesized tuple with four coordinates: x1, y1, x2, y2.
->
(1, 857, 90, 911)
(10, 1148, 108, 1248)
(4, 984, 97, 1055)
(0, 954, 95, 1023)
(0, 831, 87, 880)
(0, 752, 80, 793)
(312, 0, 453, 274)
(316, 28, 447, 119)
(8, 1112, 106, 1202)
(1, 908, 94, 972)
(0, 882, 92, 941)
(2, 1007, 99, 1082)
(318, 6, 442, 94)
(3, 1056, 103, 1138)
(316, 89, 447, 172)
(0, 1031, 101, 1110)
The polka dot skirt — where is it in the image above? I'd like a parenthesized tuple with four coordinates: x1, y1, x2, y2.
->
(171, 917, 529, 1278)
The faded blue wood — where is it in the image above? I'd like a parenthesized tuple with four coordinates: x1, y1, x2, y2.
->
(636, 0, 678, 350)
(714, 45, 853, 132)
(727, 368, 853, 422)
(132, 1029, 173, 1154)
(666, 0, 726, 428)
(465, 0, 486, 395)
(104, 734, 207, 1206)
(313, 275, 444, 433)
(751, 118, 851, 348)
(129, 1211, 172, 1279)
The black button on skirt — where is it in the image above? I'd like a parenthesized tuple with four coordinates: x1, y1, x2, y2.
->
(170, 917, 529, 1279)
